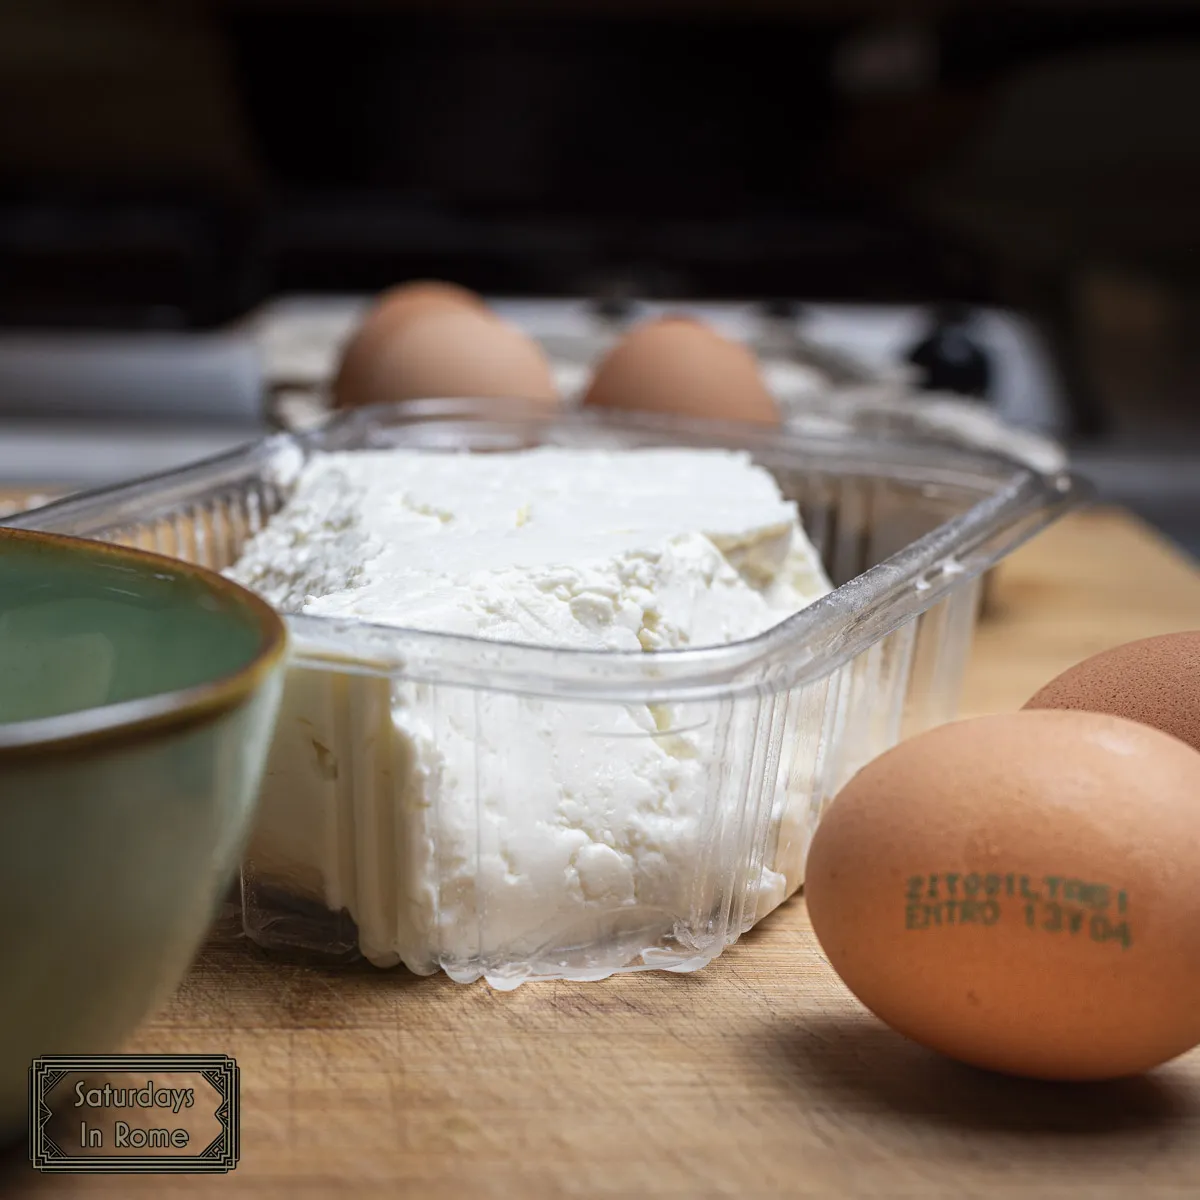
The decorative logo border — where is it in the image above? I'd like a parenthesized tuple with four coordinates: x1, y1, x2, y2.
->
(28, 1054, 239, 1174)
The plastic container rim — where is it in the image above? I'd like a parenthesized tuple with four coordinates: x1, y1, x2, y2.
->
(4, 398, 1091, 703)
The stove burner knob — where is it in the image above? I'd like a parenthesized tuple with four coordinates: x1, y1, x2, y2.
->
(593, 295, 634, 323)
(905, 305, 992, 399)
(589, 280, 641, 327)
(761, 298, 802, 322)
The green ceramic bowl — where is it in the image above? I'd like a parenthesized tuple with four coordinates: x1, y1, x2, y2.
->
(0, 527, 287, 1140)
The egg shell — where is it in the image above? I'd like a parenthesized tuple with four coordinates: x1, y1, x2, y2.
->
(582, 317, 780, 426)
(334, 306, 560, 410)
(1024, 631, 1200, 754)
(333, 281, 488, 409)
(374, 280, 486, 319)
(805, 709, 1200, 1081)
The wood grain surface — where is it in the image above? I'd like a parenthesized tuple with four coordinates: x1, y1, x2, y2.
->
(4, 508, 1200, 1199)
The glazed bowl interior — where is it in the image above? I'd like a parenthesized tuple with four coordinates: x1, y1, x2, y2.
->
(0, 528, 287, 1143)
(0, 528, 276, 743)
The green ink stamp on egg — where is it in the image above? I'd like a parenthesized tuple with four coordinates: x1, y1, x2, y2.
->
(904, 871, 1133, 948)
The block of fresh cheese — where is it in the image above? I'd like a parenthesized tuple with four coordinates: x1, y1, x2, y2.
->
(227, 446, 834, 980)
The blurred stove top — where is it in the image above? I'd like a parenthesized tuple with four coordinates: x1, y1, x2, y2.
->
(0, 293, 1068, 490)
(0, 291, 1195, 568)
(243, 294, 1069, 431)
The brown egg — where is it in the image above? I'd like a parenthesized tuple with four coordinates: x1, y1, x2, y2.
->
(1024, 631, 1200, 754)
(335, 305, 559, 409)
(374, 279, 486, 320)
(333, 281, 488, 409)
(805, 709, 1200, 1081)
(582, 317, 780, 426)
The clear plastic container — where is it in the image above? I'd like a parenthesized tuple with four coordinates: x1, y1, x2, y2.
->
(6, 400, 1084, 989)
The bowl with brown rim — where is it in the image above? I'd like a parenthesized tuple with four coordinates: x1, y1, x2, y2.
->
(0, 527, 287, 1141)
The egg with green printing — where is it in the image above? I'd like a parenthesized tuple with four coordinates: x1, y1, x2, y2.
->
(805, 708, 1200, 1082)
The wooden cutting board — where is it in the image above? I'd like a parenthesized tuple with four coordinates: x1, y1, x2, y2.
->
(5, 507, 1200, 1199)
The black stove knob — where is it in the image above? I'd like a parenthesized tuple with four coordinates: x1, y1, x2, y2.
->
(589, 278, 641, 326)
(593, 294, 634, 323)
(906, 305, 993, 399)
(761, 298, 803, 322)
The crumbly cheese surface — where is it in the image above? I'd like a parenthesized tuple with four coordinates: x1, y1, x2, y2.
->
(231, 447, 828, 648)
(228, 446, 833, 981)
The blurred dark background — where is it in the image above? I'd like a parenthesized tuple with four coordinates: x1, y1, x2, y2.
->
(1, 0, 1199, 547)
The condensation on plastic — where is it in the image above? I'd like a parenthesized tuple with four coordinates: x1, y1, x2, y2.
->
(6, 400, 1085, 989)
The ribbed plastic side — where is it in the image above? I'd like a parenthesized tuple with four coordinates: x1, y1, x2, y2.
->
(88, 483, 285, 574)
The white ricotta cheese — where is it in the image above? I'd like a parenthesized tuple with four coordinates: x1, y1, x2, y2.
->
(228, 446, 834, 982)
